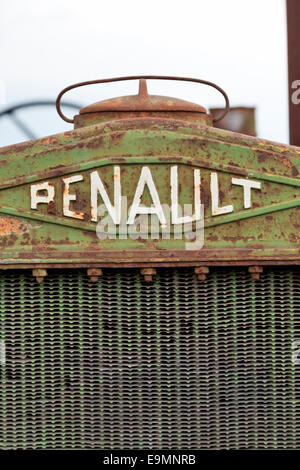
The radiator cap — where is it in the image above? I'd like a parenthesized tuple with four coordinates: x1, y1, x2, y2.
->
(80, 79, 207, 114)
(75, 79, 211, 128)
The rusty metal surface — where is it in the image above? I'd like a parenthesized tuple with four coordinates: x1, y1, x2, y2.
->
(0, 113, 300, 267)
(80, 79, 207, 113)
(56, 75, 230, 123)
(287, 0, 300, 145)
(210, 107, 256, 136)
(74, 111, 213, 128)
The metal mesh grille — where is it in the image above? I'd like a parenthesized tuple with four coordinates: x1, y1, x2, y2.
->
(0, 267, 299, 449)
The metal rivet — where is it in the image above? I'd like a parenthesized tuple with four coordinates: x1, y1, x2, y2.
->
(140, 268, 156, 282)
(87, 268, 102, 283)
(195, 266, 209, 281)
(248, 265, 263, 280)
(32, 268, 47, 284)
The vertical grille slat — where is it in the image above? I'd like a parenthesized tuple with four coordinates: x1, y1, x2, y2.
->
(0, 267, 299, 449)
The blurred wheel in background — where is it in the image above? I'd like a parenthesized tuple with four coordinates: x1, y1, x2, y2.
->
(0, 101, 81, 146)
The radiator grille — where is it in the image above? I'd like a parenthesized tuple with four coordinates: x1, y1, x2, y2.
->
(0, 268, 299, 449)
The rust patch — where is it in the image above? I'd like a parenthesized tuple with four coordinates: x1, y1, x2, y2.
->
(257, 152, 268, 163)
(282, 158, 292, 168)
(289, 233, 298, 243)
(47, 201, 56, 215)
(0, 217, 28, 235)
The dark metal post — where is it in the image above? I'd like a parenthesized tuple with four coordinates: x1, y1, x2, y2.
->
(287, 0, 300, 146)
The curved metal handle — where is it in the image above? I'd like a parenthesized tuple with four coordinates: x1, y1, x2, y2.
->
(56, 75, 230, 124)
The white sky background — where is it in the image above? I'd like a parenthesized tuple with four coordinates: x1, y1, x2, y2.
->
(0, 0, 288, 146)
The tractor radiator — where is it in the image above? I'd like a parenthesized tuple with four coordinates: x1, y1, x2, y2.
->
(0, 267, 299, 449)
